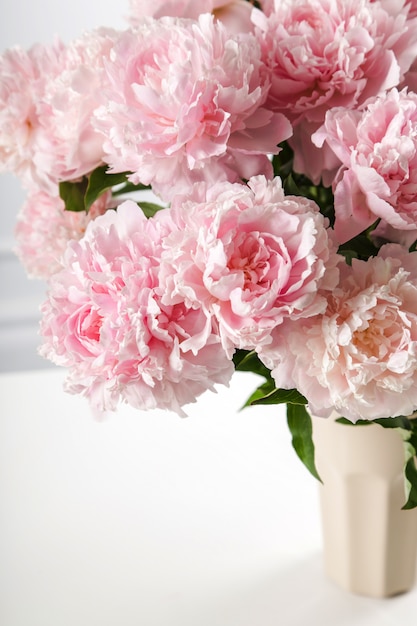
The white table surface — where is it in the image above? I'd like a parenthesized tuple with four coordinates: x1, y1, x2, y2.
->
(0, 368, 416, 626)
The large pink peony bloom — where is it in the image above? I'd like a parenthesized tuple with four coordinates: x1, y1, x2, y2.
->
(253, 0, 417, 123)
(34, 28, 118, 187)
(39, 202, 233, 416)
(93, 14, 292, 201)
(259, 244, 417, 421)
(159, 176, 341, 354)
(252, 0, 417, 183)
(0, 29, 118, 192)
(14, 188, 111, 279)
(0, 40, 65, 191)
(313, 88, 417, 243)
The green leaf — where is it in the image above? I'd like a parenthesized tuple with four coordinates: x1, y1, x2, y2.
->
(241, 379, 276, 408)
(336, 416, 413, 429)
(138, 201, 165, 218)
(272, 141, 294, 178)
(402, 457, 417, 510)
(287, 404, 322, 482)
(232, 349, 272, 379)
(85, 166, 132, 210)
(283, 173, 302, 196)
(251, 387, 307, 406)
(59, 178, 88, 212)
(112, 181, 150, 196)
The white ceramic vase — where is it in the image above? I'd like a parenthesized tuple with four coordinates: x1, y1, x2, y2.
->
(313, 416, 417, 598)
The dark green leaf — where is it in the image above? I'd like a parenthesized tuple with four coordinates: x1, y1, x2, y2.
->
(283, 173, 302, 196)
(59, 178, 88, 212)
(336, 416, 414, 429)
(251, 387, 307, 406)
(402, 457, 417, 510)
(241, 379, 276, 408)
(272, 142, 294, 178)
(232, 350, 272, 379)
(287, 404, 322, 482)
(85, 166, 132, 210)
(138, 201, 165, 218)
(112, 181, 150, 197)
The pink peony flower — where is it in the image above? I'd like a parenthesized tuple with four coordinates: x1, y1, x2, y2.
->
(39, 201, 233, 416)
(93, 14, 292, 201)
(259, 244, 417, 421)
(14, 188, 111, 280)
(159, 175, 341, 354)
(313, 88, 417, 243)
(253, 0, 417, 124)
(34, 28, 118, 187)
(0, 40, 66, 191)
(252, 0, 417, 183)
(0, 29, 118, 192)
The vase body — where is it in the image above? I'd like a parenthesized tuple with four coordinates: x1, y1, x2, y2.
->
(313, 416, 417, 598)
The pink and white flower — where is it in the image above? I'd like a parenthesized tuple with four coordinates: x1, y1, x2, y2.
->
(34, 28, 118, 187)
(14, 188, 111, 280)
(39, 202, 233, 416)
(93, 14, 292, 201)
(0, 40, 65, 191)
(160, 175, 341, 354)
(253, 0, 417, 124)
(259, 244, 417, 421)
(314, 88, 417, 243)
(252, 0, 417, 182)
(0, 29, 118, 193)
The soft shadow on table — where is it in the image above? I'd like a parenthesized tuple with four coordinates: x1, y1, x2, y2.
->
(179, 552, 412, 626)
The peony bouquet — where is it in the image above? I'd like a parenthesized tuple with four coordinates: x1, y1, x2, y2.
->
(2, 0, 417, 507)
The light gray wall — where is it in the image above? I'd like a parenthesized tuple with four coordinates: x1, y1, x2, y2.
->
(0, 1, 129, 371)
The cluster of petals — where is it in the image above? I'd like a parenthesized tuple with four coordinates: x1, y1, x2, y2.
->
(14, 188, 111, 280)
(259, 244, 417, 422)
(253, 0, 417, 123)
(39, 202, 233, 416)
(159, 175, 341, 355)
(0, 40, 65, 191)
(314, 88, 417, 243)
(128, 0, 254, 33)
(93, 14, 292, 201)
(0, 29, 118, 193)
(251, 0, 417, 182)
(33, 28, 119, 189)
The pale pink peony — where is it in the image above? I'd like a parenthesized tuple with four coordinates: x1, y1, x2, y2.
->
(39, 202, 233, 416)
(259, 244, 417, 421)
(253, 0, 417, 124)
(0, 40, 66, 191)
(93, 14, 292, 201)
(14, 188, 111, 280)
(252, 0, 417, 182)
(313, 88, 417, 243)
(159, 176, 341, 354)
(33, 28, 118, 187)
(0, 29, 118, 192)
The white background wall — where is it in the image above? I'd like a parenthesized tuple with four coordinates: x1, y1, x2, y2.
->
(0, 1, 130, 371)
